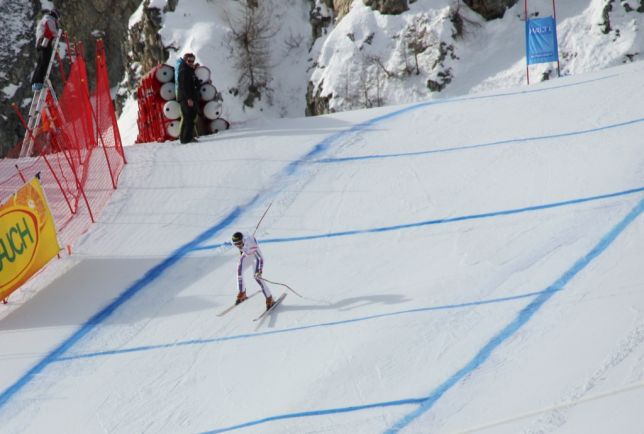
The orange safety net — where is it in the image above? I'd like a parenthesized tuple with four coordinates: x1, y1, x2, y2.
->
(0, 39, 126, 251)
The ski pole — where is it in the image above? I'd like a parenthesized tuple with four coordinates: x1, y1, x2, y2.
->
(253, 201, 273, 236)
(258, 276, 303, 298)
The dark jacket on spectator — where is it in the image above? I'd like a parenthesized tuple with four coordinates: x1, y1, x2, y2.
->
(177, 61, 200, 103)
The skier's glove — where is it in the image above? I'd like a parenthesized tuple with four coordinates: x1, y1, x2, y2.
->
(255, 271, 262, 278)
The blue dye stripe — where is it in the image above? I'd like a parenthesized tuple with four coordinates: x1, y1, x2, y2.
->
(297, 75, 616, 167)
(58, 289, 556, 362)
(204, 398, 426, 434)
(385, 196, 644, 433)
(193, 185, 644, 252)
(0, 56, 408, 408)
(351, 74, 615, 134)
(314, 117, 644, 164)
(286, 74, 616, 174)
(200, 197, 644, 434)
(0, 205, 246, 410)
(0, 72, 622, 412)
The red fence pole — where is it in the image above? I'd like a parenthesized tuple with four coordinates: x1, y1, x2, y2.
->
(14, 165, 27, 183)
(525, 0, 530, 85)
(14, 92, 78, 216)
(91, 102, 117, 189)
(38, 151, 77, 216)
(552, 0, 561, 77)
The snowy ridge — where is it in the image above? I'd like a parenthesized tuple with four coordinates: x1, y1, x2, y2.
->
(119, 0, 644, 136)
(1, 59, 644, 433)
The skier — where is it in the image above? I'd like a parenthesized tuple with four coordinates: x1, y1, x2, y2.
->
(32, 8, 60, 91)
(231, 232, 275, 310)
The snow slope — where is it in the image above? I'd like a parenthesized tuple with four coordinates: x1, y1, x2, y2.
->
(1, 59, 644, 433)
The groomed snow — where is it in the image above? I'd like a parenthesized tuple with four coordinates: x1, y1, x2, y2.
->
(1, 57, 644, 433)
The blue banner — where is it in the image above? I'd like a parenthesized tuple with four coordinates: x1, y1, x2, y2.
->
(525, 16, 559, 65)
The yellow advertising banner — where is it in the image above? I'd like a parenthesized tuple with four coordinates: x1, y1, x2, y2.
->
(0, 178, 61, 300)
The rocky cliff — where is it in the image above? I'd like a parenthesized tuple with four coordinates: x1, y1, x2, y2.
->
(304, 0, 522, 116)
(0, 1, 38, 156)
(0, 0, 527, 156)
(119, 0, 178, 111)
(0, 0, 140, 157)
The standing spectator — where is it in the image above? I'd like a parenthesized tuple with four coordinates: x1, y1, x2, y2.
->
(176, 52, 200, 144)
(32, 8, 60, 91)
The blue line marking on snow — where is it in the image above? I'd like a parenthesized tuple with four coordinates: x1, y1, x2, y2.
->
(193, 185, 644, 252)
(0, 71, 622, 411)
(277, 74, 618, 178)
(384, 196, 644, 433)
(57, 289, 557, 361)
(0, 80, 420, 407)
(0, 206, 248, 410)
(203, 398, 427, 434)
(313, 117, 644, 164)
(199, 196, 644, 434)
(291, 75, 616, 162)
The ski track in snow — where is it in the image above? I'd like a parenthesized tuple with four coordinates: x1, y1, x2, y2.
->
(198, 198, 644, 433)
(1, 66, 643, 433)
(453, 323, 644, 434)
(525, 322, 644, 434)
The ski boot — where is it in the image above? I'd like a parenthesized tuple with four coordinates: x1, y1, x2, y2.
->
(265, 296, 275, 311)
(235, 291, 248, 305)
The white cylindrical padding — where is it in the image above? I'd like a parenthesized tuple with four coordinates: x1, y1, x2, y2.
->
(159, 82, 176, 101)
(163, 100, 181, 120)
(200, 83, 217, 101)
(195, 66, 211, 83)
(203, 100, 223, 120)
(155, 64, 174, 83)
(166, 120, 180, 138)
(210, 118, 230, 133)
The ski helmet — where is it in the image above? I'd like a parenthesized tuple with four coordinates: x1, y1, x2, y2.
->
(232, 232, 244, 246)
(49, 8, 60, 19)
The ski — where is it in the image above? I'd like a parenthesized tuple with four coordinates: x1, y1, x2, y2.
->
(253, 293, 287, 322)
(216, 290, 261, 317)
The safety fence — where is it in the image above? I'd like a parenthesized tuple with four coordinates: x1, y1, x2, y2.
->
(0, 38, 126, 251)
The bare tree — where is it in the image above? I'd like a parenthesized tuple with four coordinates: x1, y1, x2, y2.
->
(403, 16, 435, 76)
(358, 56, 388, 109)
(358, 62, 373, 108)
(225, 0, 276, 107)
(340, 64, 355, 110)
(372, 69, 386, 108)
(366, 54, 394, 78)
